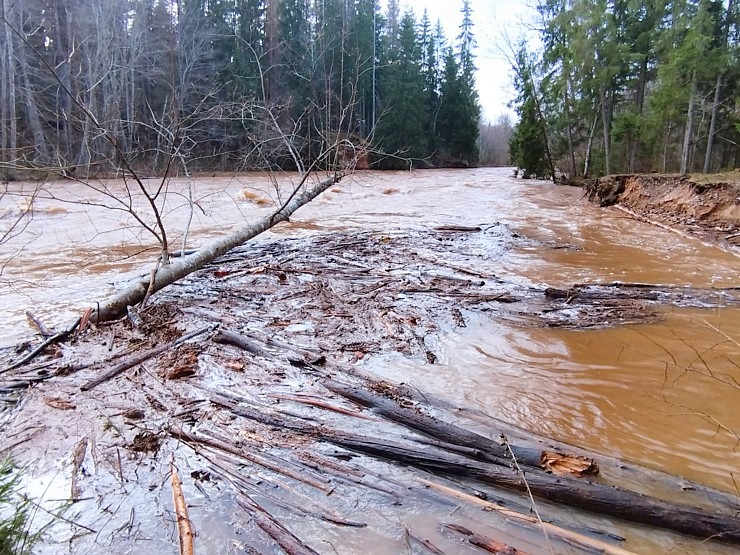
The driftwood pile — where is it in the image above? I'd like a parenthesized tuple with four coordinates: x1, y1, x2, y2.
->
(1, 226, 740, 554)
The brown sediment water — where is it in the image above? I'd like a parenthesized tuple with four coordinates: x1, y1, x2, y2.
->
(1, 168, 738, 554)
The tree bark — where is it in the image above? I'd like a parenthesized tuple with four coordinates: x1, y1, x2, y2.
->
(680, 70, 697, 175)
(2, 0, 17, 179)
(703, 0, 734, 173)
(600, 86, 611, 176)
(583, 111, 598, 178)
(92, 173, 343, 322)
(17, 28, 49, 165)
(325, 433, 740, 544)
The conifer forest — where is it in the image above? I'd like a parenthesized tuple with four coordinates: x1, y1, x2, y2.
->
(0, 0, 482, 178)
(510, 0, 740, 178)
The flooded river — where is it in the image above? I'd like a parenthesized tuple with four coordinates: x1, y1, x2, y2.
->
(1, 167, 739, 553)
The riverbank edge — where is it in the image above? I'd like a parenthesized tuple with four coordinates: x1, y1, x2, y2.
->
(584, 172, 740, 251)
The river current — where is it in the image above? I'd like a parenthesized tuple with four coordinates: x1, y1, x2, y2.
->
(1, 167, 739, 553)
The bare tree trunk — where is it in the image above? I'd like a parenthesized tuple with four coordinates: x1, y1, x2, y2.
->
(599, 86, 611, 176)
(53, 3, 74, 164)
(680, 70, 697, 175)
(703, 73, 722, 174)
(628, 55, 649, 174)
(16, 5, 49, 165)
(704, 0, 734, 174)
(1, 5, 8, 179)
(564, 79, 577, 178)
(2, 0, 17, 179)
(583, 111, 598, 178)
(93, 173, 344, 323)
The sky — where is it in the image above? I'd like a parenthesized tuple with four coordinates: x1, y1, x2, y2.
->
(386, 0, 540, 122)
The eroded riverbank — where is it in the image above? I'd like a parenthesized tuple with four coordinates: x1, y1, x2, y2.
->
(1, 169, 739, 554)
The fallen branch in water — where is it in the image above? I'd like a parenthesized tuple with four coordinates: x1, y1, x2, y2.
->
(422, 479, 638, 555)
(170, 459, 194, 555)
(614, 205, 740, 258)
(444, 523, 529, 555)
(1, 318, 81, 374)
(80, 325, 214, 391)
(170, 427, 333, 493)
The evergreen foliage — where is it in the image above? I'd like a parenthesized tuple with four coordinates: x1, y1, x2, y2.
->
(0, 0, 482, 175)
(512, 0, 740, 178)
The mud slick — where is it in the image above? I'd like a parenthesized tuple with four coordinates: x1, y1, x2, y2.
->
(2, 223, 740, 554)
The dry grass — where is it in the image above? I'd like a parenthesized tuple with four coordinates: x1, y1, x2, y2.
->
(688, 170, 740, 186)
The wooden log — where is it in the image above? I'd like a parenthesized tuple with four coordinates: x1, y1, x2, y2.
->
(198, 383, 740, 543)
(406, 528, 446, 555)
(170, 427, 333, 494)
(323, 379, 549, 470)
(324, 433, 740, 544)
(423, 479, 639, 555)
(237, 499, 320, 555)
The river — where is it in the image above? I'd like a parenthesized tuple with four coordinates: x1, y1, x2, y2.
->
(1, 167, 739, 553)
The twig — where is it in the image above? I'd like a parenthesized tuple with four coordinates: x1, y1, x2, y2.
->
(170, 458, 195, 555)
(501, 434, 554, 555)
(267, 393, 380, 421)
(25, 311, 52, 336)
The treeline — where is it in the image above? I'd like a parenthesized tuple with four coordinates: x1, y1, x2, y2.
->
(0, 0, 481, 179)
(510, 0, 740, 179)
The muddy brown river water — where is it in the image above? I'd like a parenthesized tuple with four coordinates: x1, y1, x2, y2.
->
(1, 167, 739, 554)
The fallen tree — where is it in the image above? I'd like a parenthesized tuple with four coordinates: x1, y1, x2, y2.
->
(91, 171, 345, 323)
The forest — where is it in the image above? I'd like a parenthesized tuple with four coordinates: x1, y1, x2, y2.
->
(0, 0, 482, 179)
(509, 0, 740, 179)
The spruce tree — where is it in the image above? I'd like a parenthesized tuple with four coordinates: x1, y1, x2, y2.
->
(509, 46, 550, 178)
(375, 10, 429, 166)
(435, 1, 480, 167)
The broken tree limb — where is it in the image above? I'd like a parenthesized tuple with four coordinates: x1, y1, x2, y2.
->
(444, 523, 529, 555)
(170, 427, 333, 494)
(170, 460, 195, 555)
(268, 393, 381, 421)
(213, 329, 273, 358)
(325, 433, 740, 544)
(323, 379, 551, 470)
(422, 479, 639, 555)
(80, 325, 213, 391)
(91, 174, 343, 323)
(237, 498, 320, 555)
(614, 205, 740, 258)
(1, 318, 81, 374)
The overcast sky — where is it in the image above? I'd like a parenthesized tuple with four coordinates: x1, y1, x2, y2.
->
(386, 0, 539, 122)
